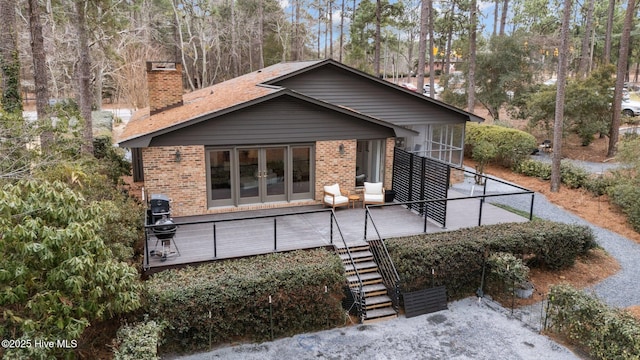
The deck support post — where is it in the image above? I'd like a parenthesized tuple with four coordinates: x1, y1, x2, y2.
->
(274, 218, 277, 251)
(213, 223, 217, 258)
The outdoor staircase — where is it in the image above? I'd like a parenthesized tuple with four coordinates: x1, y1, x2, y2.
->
(337, 242, 398, 324)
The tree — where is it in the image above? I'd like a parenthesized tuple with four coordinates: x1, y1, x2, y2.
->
(73, 0, 94, 155)
(576, 0, 595, 78)
(551, 0, 572, 193)
(0, 180, 142, 358)
(0, 0, 22, 114)
(27, 0, 54, 150)
(474, 35, 532, 121)
(467, 0, 478, 112)
(607, 0, 636, 158)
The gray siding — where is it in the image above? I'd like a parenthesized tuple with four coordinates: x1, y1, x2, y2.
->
(271, 65, 468, 126)
(149, 95, 395, 146)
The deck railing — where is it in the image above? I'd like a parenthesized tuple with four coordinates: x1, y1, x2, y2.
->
(143, 208, 337, 271)
(364, 208, 401, 312)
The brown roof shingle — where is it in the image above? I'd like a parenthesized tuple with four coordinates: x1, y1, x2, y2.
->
(118, 60, 322, 144)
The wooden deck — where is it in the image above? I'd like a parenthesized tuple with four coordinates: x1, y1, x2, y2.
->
(144, 189, 530, 272)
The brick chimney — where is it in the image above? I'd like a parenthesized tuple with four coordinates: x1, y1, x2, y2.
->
(146, 61, 184, 115)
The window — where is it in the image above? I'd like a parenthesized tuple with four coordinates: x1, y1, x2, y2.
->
(356, 139, 386, 186)
(406, 123, 464, 166)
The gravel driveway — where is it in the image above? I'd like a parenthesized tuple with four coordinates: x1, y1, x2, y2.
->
(171, 158, 639, 360)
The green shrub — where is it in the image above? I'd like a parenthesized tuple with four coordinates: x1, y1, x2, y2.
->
(583, 174, 616, 197)
(608, 181, 640, 232)
(465, 123, 537, 168)
(387, 220, 596, 298)
(547, 285, 640, 360)
(514, 159, 590, 189)
(113, 318, 164, 360)
(145, 249, 346, 353)
(487, 252, 529, 286)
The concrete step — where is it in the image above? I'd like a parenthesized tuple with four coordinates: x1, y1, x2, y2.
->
(363, 307, 398, 324)
(345, 261, 379, 275)
(361, 283, 388, 297)
(364, 295, 393, 310)
(347, 272, 382, 286)
(340, 250, 374, 263)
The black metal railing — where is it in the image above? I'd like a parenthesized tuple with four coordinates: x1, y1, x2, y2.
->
(364, 208, 401, 312)
(330, 210, 366, 322)
(365, 179, 535, 238)
(143, 208, 337, 271)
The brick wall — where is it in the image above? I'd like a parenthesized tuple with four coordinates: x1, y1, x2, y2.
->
(143, 137, 395, 216)
(147, 62, 184, 115)
(315, 139, 357, 199)
(142, 145, 207, 217)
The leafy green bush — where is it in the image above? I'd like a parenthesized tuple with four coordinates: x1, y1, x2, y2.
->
(465, 123, 537, 168)
(487, 252, 529, 286)
(547, 285, 640, 360)
(608, 181, 640, 232)
(514, 159, 590, 189)
(145, 249, 346, 353)
(387, 220, 596, 298)
(113, 318, 164, 360)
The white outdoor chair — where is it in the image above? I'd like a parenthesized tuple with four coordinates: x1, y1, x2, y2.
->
(362, 182, 385, 208)
(323, 183, 350, 209)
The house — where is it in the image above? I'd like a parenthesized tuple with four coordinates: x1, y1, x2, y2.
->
(117, 60, 482, 217)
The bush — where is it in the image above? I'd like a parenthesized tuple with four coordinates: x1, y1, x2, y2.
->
(547, 285, 640, 360)
(113, 318, 164, 360)
(608, 181, 640, 232)
(386, 220, 596, 298)
(514, 159, 591, 189)
(465, 123, 537, 168)
(145, 249, 346, 353)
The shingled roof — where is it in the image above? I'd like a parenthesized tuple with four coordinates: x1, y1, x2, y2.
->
(118, 60, 322, 144)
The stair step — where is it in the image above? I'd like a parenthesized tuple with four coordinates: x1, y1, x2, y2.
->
(347, 272, 381, 286)
(364, 295, 393, 309)
(361, 283, 388, 296)
(336, 242, 369, 253)
(363, 307, 398, 324)
(345, 261, 379, 275)
(340, 250, 374, 263)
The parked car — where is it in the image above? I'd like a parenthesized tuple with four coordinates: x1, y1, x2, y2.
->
(399, 82, 418, 92)
(422, 83, 444, 97)
(621, 98, 640, 117)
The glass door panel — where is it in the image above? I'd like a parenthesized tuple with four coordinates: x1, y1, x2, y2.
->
(292, 147, 311, 195)
(208, 150, 233, 206)
(264, 147, 286, 201)
(238, 148, 260, 203)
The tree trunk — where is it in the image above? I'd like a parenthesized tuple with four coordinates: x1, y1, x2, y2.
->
(603, 0, 615, 64)
(339, 0, 345, 61)
(492, 0, 498, 37)
(374, 0, 381, 75)
(258, 0, 265, 68)
(607, 0, 636, 158)
(551, 0, 572, 193)
(467, 0, 477, 112)
(27, 0, 53, 150)
(0, 0, 22, 114)
(329, 0, 333, 58)
(427, 0, 435, 97)
(416, 0, 428, 91)
(74, 0, 94, 155)
(499, 0, 508, 36)
(577, 0, 595, 78)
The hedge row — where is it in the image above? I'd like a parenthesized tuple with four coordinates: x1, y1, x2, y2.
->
(465, 123, 538, 168)
(145, 249, 346, 353)
(386, 220, 596, 298)
(514, 159, 592, 189)
(547, 285, 640, 360)
(113, 319, 164, 360)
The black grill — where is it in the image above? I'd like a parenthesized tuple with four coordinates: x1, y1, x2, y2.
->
(149, 194, 176, 240)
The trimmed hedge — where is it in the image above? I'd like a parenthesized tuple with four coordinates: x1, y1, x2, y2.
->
(514, 159, 590, 189)
(145, 249, 345, 353)
(547, 285, 640, 360)
(465, 123, 537, 168)
(386, 220, 596, 298)
(113, 319, 164, 360)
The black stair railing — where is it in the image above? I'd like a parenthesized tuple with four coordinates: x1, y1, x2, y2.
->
(364, 207, 401, 312)
(331, 210, 367, 322)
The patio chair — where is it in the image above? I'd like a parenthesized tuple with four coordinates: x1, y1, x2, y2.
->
(323, 183, 350, 209)
(362, 182, 385, 208)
